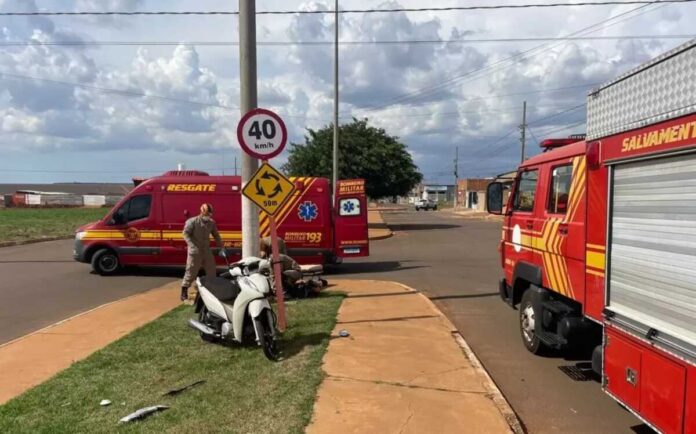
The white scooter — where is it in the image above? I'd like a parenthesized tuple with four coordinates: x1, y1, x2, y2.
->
(187, 252, 279, 361)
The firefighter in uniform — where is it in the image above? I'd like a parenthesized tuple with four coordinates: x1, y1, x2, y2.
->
(180, 203, 224, 301)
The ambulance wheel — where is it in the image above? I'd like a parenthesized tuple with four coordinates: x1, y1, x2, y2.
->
(519, 289, 547, 355)
(91, 248, 121, 275)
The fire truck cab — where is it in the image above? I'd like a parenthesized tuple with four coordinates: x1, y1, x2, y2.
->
(488, 136, 598, 355)
(487, 40, 696, 434)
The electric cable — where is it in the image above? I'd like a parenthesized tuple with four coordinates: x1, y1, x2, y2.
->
(0, 1, 693, 16)
(1, 35, 692, 47)
(353, 2, 663, 113)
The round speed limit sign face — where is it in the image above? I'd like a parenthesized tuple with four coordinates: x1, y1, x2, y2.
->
(237, 108, 288, 160)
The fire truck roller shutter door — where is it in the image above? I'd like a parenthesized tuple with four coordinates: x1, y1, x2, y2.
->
(608, 152, 696, 352)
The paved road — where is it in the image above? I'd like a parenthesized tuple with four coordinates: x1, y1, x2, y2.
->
(336, 209, 650, 434)
(0, 240, 176, 344)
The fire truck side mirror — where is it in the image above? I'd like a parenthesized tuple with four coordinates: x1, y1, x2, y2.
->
(486, 182, 504, 215)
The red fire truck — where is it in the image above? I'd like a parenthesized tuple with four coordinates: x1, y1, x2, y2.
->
(487, 41, 696, 434)
(73, 172, 369, 274)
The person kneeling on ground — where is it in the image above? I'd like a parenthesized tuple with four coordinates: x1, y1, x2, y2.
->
(259, 236, 323, 298)
(180, 203, 224, 301)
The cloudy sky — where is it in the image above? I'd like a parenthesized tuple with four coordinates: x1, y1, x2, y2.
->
(0, 0, 694, 184)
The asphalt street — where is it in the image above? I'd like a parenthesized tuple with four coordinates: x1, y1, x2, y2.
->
(336, 209, 651, 434)
(0, 239, 176, 344)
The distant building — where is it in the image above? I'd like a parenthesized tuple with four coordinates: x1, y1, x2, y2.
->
(456, 178, 492, 211)
(456, 171, 516, 211)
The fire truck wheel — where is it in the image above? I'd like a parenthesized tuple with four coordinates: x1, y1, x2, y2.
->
(91, 248, 121, 276)
(519, 289, 548, 354)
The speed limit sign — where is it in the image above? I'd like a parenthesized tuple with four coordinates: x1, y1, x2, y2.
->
(237, 108, 288, 160)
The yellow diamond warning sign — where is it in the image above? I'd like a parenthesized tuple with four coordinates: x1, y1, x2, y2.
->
(242, 162, 296, 216)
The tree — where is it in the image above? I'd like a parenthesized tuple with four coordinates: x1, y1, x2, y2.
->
(283, 118, 422, 199)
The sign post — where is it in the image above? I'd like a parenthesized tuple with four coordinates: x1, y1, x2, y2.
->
(238, 108, 290, 331)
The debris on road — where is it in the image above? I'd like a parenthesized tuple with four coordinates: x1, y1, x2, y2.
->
(118, 405, 169, 424)
(163, 380, 206, 397)
(338, 329, 350, 338)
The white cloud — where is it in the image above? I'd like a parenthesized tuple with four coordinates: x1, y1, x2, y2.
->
(1, 0, 696, 183)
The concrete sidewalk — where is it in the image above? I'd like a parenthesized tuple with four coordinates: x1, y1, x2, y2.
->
(0, 281, 180, 404)
(0, 276, 519, 433)
(308, 280, 520, 434)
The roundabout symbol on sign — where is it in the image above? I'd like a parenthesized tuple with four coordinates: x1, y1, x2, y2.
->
(237, 108, 287, 160)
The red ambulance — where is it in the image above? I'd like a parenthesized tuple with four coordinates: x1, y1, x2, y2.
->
(487, 40, 696, 434)
(73, 171, 369, 274)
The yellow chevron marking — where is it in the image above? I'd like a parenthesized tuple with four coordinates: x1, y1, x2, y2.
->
(560, 253, 573, 297)
(278, 178, 318, 229)
(260, 176, 304, 234)
(549, 251, 566, 296)
(260, 179, 302, 236)
(261, 177, 315, 237)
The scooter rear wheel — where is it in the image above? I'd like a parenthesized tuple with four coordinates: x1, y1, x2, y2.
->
(255, 314, 279, 361)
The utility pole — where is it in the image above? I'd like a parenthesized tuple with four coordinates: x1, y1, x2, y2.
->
(520, 100, 527, 163)
(453, 146, 459, 208)
(332, 0, 339, 200)
(239, 0, 259, 257)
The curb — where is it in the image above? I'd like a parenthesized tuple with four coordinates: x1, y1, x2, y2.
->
(393, 282, 525, 434)
(0, 236, 72, 249)
(368, 231, 393, 241)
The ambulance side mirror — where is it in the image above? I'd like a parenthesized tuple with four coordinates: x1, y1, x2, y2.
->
(486, 182, 504, 215)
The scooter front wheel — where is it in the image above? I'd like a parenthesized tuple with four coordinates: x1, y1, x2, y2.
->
(198, 307, 218, 343)
(255, 314, 279, 361)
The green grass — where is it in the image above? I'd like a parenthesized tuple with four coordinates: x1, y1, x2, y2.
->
(0, 294, 343, 434)
(0, 208, 108, 242)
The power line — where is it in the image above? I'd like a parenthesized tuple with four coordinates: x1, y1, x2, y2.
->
(0, 1, 693, 16)
(353, 2, 661, 113)
(1, 35, 693, 47)
(527, 103, 587, 125)
(356, 83, 597, 119)
(535, 120, 587, 136)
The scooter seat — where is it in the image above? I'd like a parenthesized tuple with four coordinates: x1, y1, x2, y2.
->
(199, 276, 241, 302)
(300, 264, 323, 274)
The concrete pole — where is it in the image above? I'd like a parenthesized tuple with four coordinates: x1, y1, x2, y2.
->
(520, 100, 527, 164)
(239, 0, 259, 257)
(453, 146, 459, 208)
(332, 0, 339, 201)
